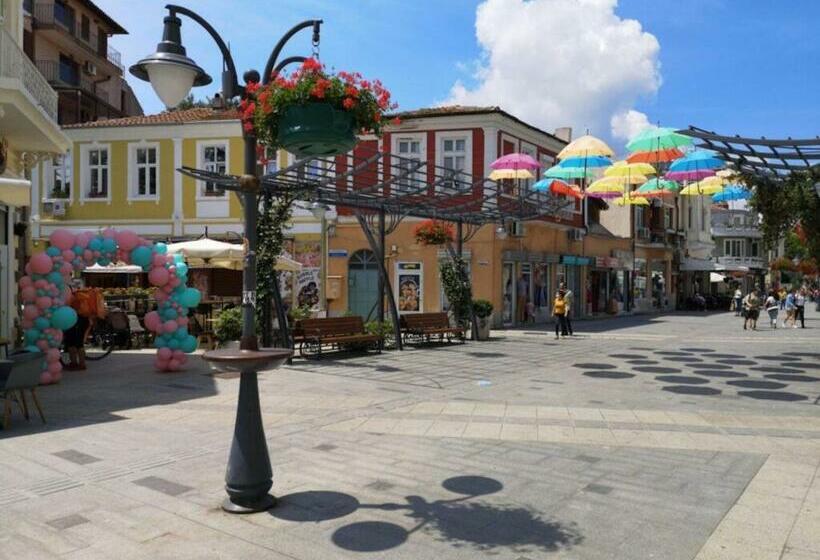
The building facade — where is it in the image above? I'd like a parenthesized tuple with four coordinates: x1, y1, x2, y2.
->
(710, 206, 766, 292)
(22, 0, 142, 125)
(325, 106, 635, 326)
(677, 194, 716, 302)
(0, 0, 69, 343)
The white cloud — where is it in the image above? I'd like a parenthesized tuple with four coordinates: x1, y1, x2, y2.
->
(445, 0, 661, 147)
(610, 109, 652, 141)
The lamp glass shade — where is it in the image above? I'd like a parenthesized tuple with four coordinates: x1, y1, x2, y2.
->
(146, 62, 198, 108)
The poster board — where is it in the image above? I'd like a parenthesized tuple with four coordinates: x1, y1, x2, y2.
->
(396, 262, 423, 313)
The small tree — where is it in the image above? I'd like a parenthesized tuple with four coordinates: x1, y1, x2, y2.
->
(439, 255, 472, 328)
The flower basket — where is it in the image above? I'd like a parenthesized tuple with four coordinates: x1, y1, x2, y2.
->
(770, 257, 795, 271)
(277, 103, 356, 157)
(242, 59, 397, 157)
(414, 220, 454, 246)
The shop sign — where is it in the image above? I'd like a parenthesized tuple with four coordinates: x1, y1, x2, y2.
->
(595, 256, 621, 268)
(328, 249, 348, 258)
(561, 255, 592, 266)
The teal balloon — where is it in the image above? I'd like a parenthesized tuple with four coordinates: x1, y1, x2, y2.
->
(163, 308, 178, 320)
(179, 288, 201, 308)
(167, 338, 180, 350)
(37, 289, 45, 296)
(73, 246, 83, 255)
(154, 242, 167, 254)
(175, 327, 187, 340)
(89, 237, 102, 251)
(47, 271, 64, 285)
(153, 336, 166, 348)
(101, 238, 116, 253)
(24, 329, 41, 343)
(131, 246, 152, 267)
(173, 254, 183, 264)
(24, 345, 40, 353)
(98, 258, 111, 266)
(181, 335, 197, 353)
(51, 306, 78, 330)
(46, 247, 60, 257)
(176, 263, 188, 277)
(34, 317, 50, 331)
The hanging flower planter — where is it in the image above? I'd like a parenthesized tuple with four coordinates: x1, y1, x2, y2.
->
(241, 59, 398, 158)
(414, 220, 454, 246)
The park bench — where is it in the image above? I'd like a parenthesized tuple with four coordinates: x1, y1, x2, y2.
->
(400, 312, 466, 345)
(1, 352, 46, 430)
(295, 316, 382, 358)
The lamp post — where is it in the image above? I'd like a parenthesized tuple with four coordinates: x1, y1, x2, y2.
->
(310, 202, 329, 315)
(130, 4, 322, 514)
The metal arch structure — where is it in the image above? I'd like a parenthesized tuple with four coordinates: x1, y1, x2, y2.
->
(178, 144, 573, 350)
(680, 127, 820, 176)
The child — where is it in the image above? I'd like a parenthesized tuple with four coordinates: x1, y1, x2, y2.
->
(764, 291, 779, 329)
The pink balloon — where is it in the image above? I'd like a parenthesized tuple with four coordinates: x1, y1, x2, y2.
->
(36, 340, 49, 351)
(21, 287, 37, 302)
(47, 361, 62, 374)
(52, 331, 63, 343)
(154, 357, 169, 370)
(172, 349, 185, 360)
(163, 320, 177, 333)
(154, 291, 168, 304)
(74, 233, 90, 249)
(20, 276, 32, 288)
(93, 251, 101, 258)
(61, 263, 73, 275)
(152, 254, 166, 267)
(148, 267, 170, 287)
(36, 296, 52, 309)
(102, 227, 116, 239)
(49, 229, 76, 251)
(178, 354, 188, 365)
(61, 250, 74, 262)
(47, 348, 61, 363)
(168, 359, 181, 371)
(116, 230, 139, 252)
(143, 311, 161, 331)
(177, 317, 189, 327)
(52, 370, 62, 382)
(23, 304, 39, 320)
(158, 347, 172, 360)
(83, 250, 94, 261)
(21, 318, 33, 329)
(30, 252, 53, 275)
(39, 371, 54, 384)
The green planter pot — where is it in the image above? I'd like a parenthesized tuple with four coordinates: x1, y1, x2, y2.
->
(277, 103, 357, 157)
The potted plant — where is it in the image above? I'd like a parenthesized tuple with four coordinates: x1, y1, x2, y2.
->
(414, 220, 455, 246)
(242, 58, 397, 157)
(214, 306, 242, 349)
(472, 299, 493, 340)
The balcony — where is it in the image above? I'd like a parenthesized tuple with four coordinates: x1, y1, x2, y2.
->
(32, 2, 124, 71)
(711, 224, 762, 238)
(717, 256, 766, 270)
(35, 59, 110, 104)
(0, 26, 59, 122)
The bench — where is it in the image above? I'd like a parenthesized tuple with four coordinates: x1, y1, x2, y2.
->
(1, 352, 46, 430)
(296, 316, 382, 358)
(400, 312, 466, 344)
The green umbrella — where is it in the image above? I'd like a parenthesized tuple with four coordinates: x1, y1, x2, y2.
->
(544, 165, 595, 180)
(626, 127, 693, 153)
(636, 178, 680, 196)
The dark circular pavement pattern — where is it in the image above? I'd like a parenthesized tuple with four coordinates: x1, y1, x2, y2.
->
(737, 391, 808, 402)
(633, 366, 682, 374)
(655, 375, 710, 385)
(662, 386, 722, 396)
(716, 359, 757, 366)
(665, 357, 704, 363)
(626, 359, 659, 365)
(693, 370, 748, 378)
(750, 366, 806, 374)
(583, 371, 636, 379)
(765, 374, 820, 383)
(574, 363, 617, 370)
(727, 380, 789, 390)
(680, 348, 715, 353)
(608, 354, 647, 359)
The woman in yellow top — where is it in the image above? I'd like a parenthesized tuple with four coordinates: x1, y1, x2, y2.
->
(553, 290, 568, 340)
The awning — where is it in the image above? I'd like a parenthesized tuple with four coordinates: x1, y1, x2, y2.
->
(709, 272, 726, 283)
(167, 237, 302, 271)
(84, 263, 144, 274)
(680, 258, 725, 272)
(0, 176, 31, 207)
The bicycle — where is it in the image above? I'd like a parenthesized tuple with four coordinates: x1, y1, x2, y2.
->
(60, 309, 130, 365)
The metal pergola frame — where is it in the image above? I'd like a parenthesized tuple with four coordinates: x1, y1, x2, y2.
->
(179, 144, 572, 351)
(680, 126, 820, 176)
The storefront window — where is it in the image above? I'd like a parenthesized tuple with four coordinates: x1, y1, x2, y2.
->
(517, 263, 532, 323)
(533, 264, 550, 312)
(651, 260, 667, 308)
(633, 258, 647, 300)
(502, 263, 514, 325)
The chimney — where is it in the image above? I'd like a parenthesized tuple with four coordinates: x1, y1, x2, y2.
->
(553, 127, 572, 142)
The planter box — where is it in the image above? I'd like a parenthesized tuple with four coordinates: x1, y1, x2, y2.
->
(474, 316, 491, 340)
(277, 103, 356, 157)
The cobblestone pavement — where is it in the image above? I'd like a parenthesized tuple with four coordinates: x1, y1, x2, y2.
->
(0, 309, 818, 559)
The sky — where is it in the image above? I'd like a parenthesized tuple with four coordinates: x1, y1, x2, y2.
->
(98, 0, 819, 154)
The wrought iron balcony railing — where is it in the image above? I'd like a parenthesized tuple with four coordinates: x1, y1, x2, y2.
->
(0, 26, 59, 121)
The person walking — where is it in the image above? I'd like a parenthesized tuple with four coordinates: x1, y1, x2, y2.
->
(560, 282, 574, 336)
(742, 289, 760, 331)
(765, 291, 779, 329)
(783, 289, 797, 328)
(553, 290, 568, 340)
(733, 287, 743, 316)
(795, 288, 806, 328)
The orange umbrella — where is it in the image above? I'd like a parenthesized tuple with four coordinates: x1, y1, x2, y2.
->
(627, 148, 684, 164)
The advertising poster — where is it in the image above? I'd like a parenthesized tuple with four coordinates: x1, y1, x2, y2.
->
(397, 262, 422, 313)
(294, 240, 321, 267)
(296, 268, 320, 309)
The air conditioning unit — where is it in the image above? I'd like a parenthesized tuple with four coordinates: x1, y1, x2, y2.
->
(637, 227, 650, 239)
(52, 200, 67, 216)
(43, 202, 54, 214)
(510, 220, 525, 237)
(567, 228, 583, 241)
(84, 61, 97, 76)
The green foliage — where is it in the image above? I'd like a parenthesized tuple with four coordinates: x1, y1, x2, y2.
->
(472, 299, 494, 319)
(365, 320, 393, 340)
(440, 255, 472, 327)
(214, 307, 242, 342)
(255, 193, 295, 333)
(289, 304, 313, 321)
(783, 231, 807, 261)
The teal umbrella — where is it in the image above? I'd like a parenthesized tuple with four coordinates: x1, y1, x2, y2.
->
(636, 178, 680, 196)
(544, 165, 595, 180)
(627, 127, 693, 153)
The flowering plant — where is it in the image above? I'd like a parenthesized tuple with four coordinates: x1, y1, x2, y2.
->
(769, 257, 796, 271)
(413, 220, 455, 246)
(239, 58, 398, 146)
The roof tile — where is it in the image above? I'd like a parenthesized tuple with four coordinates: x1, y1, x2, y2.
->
(63, 108, 240, 129)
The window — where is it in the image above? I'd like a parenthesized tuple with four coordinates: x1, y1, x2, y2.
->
(47, 150, 72, 200)
(520, 145, 536, 190)
(688, 205, 693, 229)
(59, 54, 78, 85)
(84, 146, 109, 200)
(54, 0, 74, 28)
(200, 144, 227, 197)
(80, 15, 90, 41)
(724, 239, 743, 257)
(732, 215, 743, 227)
(441, 137, 467, 190)
(129, 144, 159, 199)
(751, 241, 759, 258)
(663, 208, 672, 230)
(635, 207, 646, 230)
(396, 138, 423, 190)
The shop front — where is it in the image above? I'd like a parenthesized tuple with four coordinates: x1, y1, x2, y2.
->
(588, 256, 629, 315)
(500, 252, 561, 326)
(558, 255, 588, 319)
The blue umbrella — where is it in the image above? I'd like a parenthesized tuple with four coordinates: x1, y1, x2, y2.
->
(712, 185, 751, 202)
(558, 155, 611, 168)
(669, 150, 724, 172)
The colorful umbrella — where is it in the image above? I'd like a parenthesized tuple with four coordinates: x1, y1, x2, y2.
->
(587, 176, 635, 195)
(679, 177, 725, 196)
(533, 178, 583, 199)
(605, 160, 656, 179)
(636, 178, 679, 197)
(626, 127, 693, 153)
(557, 135, 614, 160)
(558, 155, 611, 168)
(667, 169, 717, 182)
(489, 168, 534, 180)
(544, 165, 595, 180)
(626, 147, 684, 164)
(712, 185, 751, 202)
(668, 150, 724, 173)
(490, 153, 541, 171)
(612, 194, 650, 206)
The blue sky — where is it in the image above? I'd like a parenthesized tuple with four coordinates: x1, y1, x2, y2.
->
(100, 0, 819, 148)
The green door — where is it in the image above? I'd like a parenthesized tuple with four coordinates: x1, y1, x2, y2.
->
(348, 250, 379, 320)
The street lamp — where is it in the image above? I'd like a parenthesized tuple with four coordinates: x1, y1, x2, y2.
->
(130, 4, 322, 514)
(310, 202, 329, 315)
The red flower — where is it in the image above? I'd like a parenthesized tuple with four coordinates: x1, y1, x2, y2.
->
(301, 58, 322, 72)
(391, 117, 401, 126)
(344, 85, 359, 98)
(343, 97, 356, 110)
(245, 81, 260, 94)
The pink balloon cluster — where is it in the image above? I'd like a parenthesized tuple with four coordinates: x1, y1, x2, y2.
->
(20, 228, 200, 383)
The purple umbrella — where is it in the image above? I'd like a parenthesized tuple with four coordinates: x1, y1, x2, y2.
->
(666, 169, 716, 182)
(490, 153, 541, 171)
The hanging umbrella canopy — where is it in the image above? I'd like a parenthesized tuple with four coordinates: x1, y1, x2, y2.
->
(626, 127, 693, 152)
(613, 194, 650, 206)
(490, 152, 541, 171)
(558, 155, 612, 168)
(557, 135, 614, 160)
(667, 169, 717, 182)
(679, 176, 725, 196)
(605, 160, 656, 179)
(489, 168, 535, 180)
(544, 165, 595, 180)
(712, 185, 752, 202)
(636, 178, 680, 197)
(626, 147, 684, 164)
(668, 150, 724, 173)
(533, 178, 583, 199)
(587, 176, 634, 195)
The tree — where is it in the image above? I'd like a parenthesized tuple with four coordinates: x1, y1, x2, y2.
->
(255, 192, 295, 345)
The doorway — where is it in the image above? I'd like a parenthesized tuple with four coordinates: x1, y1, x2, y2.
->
(348, 249, 380, 320)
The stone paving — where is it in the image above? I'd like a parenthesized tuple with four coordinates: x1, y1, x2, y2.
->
(0, 308, 819, 559)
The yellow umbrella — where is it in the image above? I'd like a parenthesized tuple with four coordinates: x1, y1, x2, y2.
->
(557, 135, 614, 160)
(605, 160, 656, 178)
(587, 176, 635, 195)
(680, 176, 725, 195)
(489, 168, 534, 180)
(613, 194, 649, 206)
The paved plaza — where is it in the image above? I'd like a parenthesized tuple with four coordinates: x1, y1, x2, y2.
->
(1, 309, 819, 559)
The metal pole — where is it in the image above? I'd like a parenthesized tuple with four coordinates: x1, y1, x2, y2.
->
(241, 136, 259, 351)
(319, 213, 327, 315)
(262, 193, 272, 347)
(378, 208, 386, 324)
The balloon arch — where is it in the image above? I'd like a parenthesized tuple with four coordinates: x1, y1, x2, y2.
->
(20, 228, 201, 385)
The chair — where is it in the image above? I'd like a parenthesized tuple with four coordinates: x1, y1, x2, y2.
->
(1, 352, 46, 430)
(127, 314, 147, 348)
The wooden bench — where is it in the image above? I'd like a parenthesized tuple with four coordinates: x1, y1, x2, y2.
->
(296, 316, 381, 358)
(400, 312, 466, 344)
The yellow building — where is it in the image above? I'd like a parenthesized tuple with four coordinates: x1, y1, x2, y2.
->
(1, 0, 69, 344)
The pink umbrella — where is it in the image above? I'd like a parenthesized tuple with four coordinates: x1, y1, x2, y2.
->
(666, 169, 716, 181)
(490, 153, 541, 171)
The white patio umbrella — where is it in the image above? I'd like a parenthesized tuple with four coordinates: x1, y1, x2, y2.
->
(166, 237, 302, 271)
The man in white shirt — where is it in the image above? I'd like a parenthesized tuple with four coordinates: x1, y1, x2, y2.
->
(795, 288, 806, 328)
